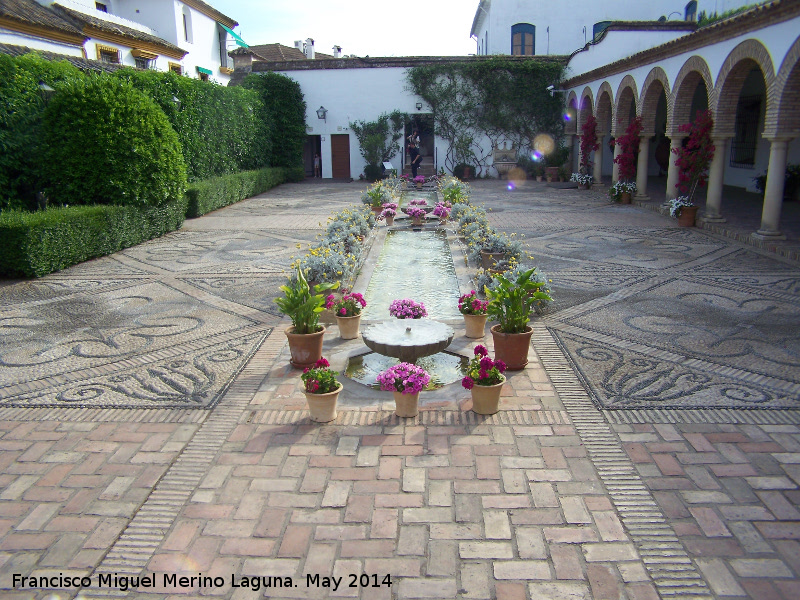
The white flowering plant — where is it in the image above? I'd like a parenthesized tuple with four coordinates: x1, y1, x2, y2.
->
(570, 173, 593, 186)
(668, 195, 696, 218)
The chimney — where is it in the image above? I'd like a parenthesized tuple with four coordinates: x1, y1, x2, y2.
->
(332, 45, 342, 58)
(294, 40, 303, 51)
(304, 37, 315, 59)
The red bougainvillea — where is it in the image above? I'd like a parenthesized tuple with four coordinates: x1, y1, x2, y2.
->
(673, 110, 715, 202)
(579, 115, 600, 174)
(613, 117, 642, 182)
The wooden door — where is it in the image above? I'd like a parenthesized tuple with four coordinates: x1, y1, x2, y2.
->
(331, 134, 350, 179)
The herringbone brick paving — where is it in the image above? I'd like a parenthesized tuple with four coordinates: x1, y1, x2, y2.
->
(0, 180, 798, 599)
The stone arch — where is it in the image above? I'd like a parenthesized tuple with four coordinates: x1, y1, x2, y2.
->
(639, 67, 671, 137)
(668, 55, 714, 135)
(595, 81, 614, 135)
(765, 34, 800, 137)
(578, 87, 594, 131)
(612, 75, 639, 136)
(713, 39, 776, 137)
(565, 92, 578, 134)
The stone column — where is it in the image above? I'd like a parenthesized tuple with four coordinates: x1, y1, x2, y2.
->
(635, 136, 650, 200)
(664, 134, 686, 202)
(564, 134, 575, 172)
(754, 137, 790, 240)
(592, 139, 603, 186)
(704, 137, 729, 223)
(611, 143, 621, 184)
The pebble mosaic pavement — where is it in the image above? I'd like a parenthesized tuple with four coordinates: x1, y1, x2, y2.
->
(0, 179, 797, 600)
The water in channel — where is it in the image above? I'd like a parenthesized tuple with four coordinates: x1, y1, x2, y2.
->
(361, 228, 461, 320)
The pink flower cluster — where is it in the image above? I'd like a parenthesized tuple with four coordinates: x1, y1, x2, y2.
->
(462, 345, 506, 389)
(413, 175, 426, 184)
(433, 202, 451, 219)
(458, 290, 488, 315)
(389, 298, 427, 319)
(326, 290, 366, 317)
(408, 199, 428, 206)
(405, 207, 427, 219)
(377, 362, 431, 394)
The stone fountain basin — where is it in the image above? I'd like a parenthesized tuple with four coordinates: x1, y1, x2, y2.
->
(362, 319, 454, 363)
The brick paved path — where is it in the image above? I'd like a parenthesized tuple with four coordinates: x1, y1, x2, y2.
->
(0, 180, 798, 599)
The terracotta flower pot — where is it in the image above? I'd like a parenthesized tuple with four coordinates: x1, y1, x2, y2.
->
(371, 206, 382, 215)
(470, 378, 505, 415)
(412, 215, 424, 226)
(620, 191, 632, 204)
(393, 391, 419, 418)
(677, 205, 698, 227)
(336, 314, 362, 340)
(385, 215, 395, 226)
(463, 314, 488, 338)
(285, 326, 325, 369)
(490, 324, 533, 371)
(480, 251, 506, 269)
(416, 182, 423, 190)
(305, 383, 342, 422)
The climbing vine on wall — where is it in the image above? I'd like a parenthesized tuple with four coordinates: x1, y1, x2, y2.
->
(406, 58, 565, 173)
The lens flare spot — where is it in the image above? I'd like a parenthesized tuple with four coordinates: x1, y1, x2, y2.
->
(533, 134, 555, 157)
(506, 182, 515, 190)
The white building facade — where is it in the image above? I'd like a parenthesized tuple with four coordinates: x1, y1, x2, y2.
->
(471, 0, 760, 57)
(1, 0, 243, 83)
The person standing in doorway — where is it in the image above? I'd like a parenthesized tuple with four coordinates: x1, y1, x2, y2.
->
(314, 153, 321, 178)
(407, 129, 422, 177)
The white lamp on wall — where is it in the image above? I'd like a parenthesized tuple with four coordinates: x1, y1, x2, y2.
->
(316, 106, 328, 122)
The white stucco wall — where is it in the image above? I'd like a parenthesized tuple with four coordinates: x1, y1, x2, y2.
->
(285, 67, 434, 179)
(0, 27, 84, 56)
(473, 0, 761, 57)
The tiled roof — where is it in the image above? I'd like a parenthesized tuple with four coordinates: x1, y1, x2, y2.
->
(0, 0, 83, 36)
(0, 42, 123, 72)
(246, 43, 333, 62)
(53, 4, 184, 54)
(184, 0, 237, 27)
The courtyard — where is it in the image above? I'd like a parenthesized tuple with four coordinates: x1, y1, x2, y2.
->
(0, 180, 799, 599)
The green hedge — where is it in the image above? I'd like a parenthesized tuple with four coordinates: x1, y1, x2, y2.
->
(0, 198, 187, 278)
(185, 167, 289, 218)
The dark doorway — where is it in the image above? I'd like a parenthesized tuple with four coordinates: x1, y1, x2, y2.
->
(331, 134, 350, 179)
(405, 114, 435, 170)
(303, 135, 322, 178)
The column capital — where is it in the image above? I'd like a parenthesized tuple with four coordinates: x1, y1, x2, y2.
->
(763, 135, 794, 145)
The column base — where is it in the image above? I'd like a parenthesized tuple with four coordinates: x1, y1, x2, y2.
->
(634, 193, 649, 201)
(702, 213, 726, 223)
(752, 229, 786, 241)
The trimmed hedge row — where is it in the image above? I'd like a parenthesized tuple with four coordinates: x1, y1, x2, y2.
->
(0, 198, 187, 278)
(186, 166, 290, 218)
(0, 165, 311, 277)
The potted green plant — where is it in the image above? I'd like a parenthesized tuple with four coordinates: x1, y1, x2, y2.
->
(613, 117, 642, 202)
(301, 357, 342, 422)
(458, 290, 489, 338)
(608, 180, 636, 203)
(580, 115, 600, 187)
(275, 267, 339, 368)
(461, 344, 506, 415)
(485, 268, 552, 370)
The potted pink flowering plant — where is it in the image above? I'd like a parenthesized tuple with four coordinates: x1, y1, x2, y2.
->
(389, 298, 427, 319)
(461, 344, 506, 415)
(458, 290, 489, 338)
(300, 357, 342, 422)
(413, 175, 425, 189)
(326, 289, 367, 339)
(377, 362, 431, 417)
(433, 201, 451, 223)
(380, 202, 398, 226)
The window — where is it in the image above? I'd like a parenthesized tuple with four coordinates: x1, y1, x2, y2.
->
(511, 23, 534, 56)
(95, 2, 107, 12)
(593, 21, 612, 41)
(685, 1, 698, 21)
(218, 30, 232, 69)
(182, 8, 193, 43)
(96, 44, 119, 64)
(484, 31, 488, 55)
(134, 57, 152, 69)
(198, 72, 209, 82)
(730, 95, 761, 168)
(168, 62, 182, 75)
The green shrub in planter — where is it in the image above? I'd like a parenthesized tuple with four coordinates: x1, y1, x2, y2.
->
(41, 77, 186, 208)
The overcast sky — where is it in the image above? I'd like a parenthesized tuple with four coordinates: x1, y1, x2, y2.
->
(211, 0, 478, 57)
